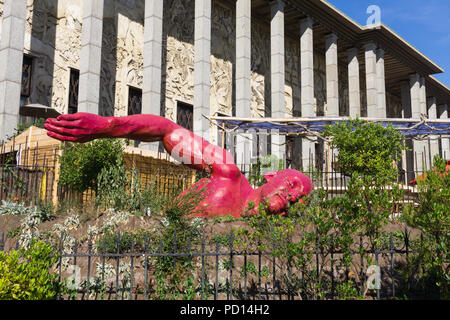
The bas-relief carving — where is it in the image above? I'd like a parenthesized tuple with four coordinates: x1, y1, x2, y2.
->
(163, 0, 235, 128)
(251, 22, 270, 118)
(17, 0, 399, 126)
(113, 13, 144, 117)
(163, 0, 195, 122)
(100, 17, 118, 117)
(21, 0, 81, 115)
(211, 2, 234, 117)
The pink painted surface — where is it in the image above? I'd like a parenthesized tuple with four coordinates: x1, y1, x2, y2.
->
(45, 113, 313, 218)
(409, 159, 450, 186)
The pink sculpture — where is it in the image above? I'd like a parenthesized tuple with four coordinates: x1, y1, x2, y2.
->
(45, 113, 313, 218)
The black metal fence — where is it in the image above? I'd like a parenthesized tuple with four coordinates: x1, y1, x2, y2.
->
(0, 225, 430, 301)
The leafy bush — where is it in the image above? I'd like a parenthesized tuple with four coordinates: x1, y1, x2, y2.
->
(58, 139, 125, 192)
(96, 165, 170, 215)
(96, 230, 147, 254)
(0, 241, 61, 300)
(402, 156, 450, 299)
(238, 190, 363, 300)
(323, 119, 406, 250)
(323, 119, 405, 181)
(151, 188, 208, 300)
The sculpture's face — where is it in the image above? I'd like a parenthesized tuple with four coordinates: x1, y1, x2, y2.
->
(260, 169, 313, 215)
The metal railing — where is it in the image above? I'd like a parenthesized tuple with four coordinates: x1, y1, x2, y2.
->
(0, 226, 432, 301)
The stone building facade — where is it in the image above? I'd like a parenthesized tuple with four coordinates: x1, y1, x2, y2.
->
(0, 0, 449, 175)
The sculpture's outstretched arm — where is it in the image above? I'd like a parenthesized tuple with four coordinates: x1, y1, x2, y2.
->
(45, 113, 237, 176)
(45, 113, 176, 142)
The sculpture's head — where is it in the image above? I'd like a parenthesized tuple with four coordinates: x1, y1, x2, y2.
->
(259, 169, 313, 215)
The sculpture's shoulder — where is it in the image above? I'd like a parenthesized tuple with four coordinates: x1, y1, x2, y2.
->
(211, 163, 242, 181)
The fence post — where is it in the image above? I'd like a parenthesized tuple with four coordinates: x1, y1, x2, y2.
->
(0, 232, 4, 252)
(375, 250, 380, 300)
(215, 237, 219, 300)
(86, 236, 92, 300)
(52, 148, 63, 209)
(201, 236, 206, 300)
(115, 232, 121, 300)
(129, 239, 135, 300)
(229, 230, 234, 300)
(144, 233, 149, 300)
(390, 233, 395, 299)
(58, 232, 64, 300)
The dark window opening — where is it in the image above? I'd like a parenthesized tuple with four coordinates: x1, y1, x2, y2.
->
(68, 69, 80, 114)
(20, 55, 33, 107)
(177, 101, 193, 132)
(128, 86, 142, 116)
(286, 136, 295, 169)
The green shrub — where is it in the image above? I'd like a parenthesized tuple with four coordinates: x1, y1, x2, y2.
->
(0, 241, 61, 300)
(96, 230, 147, 254)
(151, 188, 208, 300)
(58, 139, 125, 192)
(402, 155, 450, 299)
(96, 165, 171, 215)
(323, 119, 406, 181)
(323, 119, 406, 251)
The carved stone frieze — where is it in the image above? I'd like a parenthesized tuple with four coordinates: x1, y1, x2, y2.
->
(9, 0, 402, 129)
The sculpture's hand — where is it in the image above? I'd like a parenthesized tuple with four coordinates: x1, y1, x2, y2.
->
(44, 113, 113, 143)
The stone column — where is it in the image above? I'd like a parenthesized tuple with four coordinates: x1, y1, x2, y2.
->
(348, 47, 361, 118)
(141, 0, 164, 151)
(78, 0, 104, 115)
(364, 42, 377, 118)
(376, 48, 386, 118)
(300, 17, 315, 170)
(143, 0, 163, 116)
(270, 0, 286, 163)
(419, 76, 430, 169)
(325, 33, 339, 117)
(410, 73, 421, 118)
(401, 80, 414, 183)
(438, 104, 449, 159)
(194, 0, 211, 141)
(427, 97, 439, 162)
(410, 73, 426, 174)
(235, 0, 252, 166)
(419, 77, 427, 115)
(0, 0, 27, 141)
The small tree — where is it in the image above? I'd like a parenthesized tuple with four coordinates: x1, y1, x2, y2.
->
(323, 119, 405, 182)
(323, 119, 407, 251)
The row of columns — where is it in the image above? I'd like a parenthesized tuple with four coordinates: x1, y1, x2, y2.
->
(0, 0, 448, 174)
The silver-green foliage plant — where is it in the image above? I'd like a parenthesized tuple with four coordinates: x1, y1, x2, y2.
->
(0, 200, 29, 216)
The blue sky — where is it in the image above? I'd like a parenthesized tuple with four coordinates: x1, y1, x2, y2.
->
(327, 0, 450, 87)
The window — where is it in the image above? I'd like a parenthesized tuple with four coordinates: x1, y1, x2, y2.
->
(177, 101, 193, 132)
(68, 69, 80, 114)
(286, 136, 295, 168)
(128, 86, 142, 115)
(20, 56, 33, 107)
